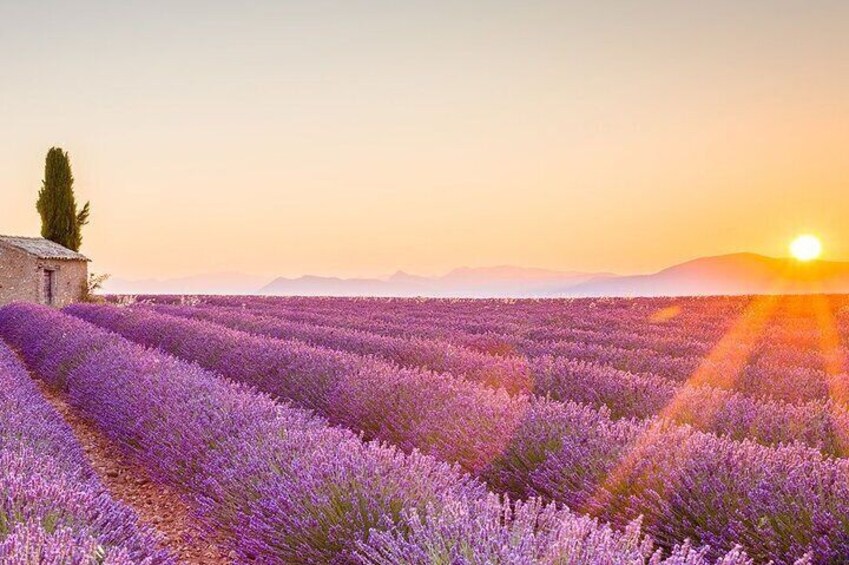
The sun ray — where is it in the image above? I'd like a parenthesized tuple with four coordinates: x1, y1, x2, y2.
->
(581, 294, 780, 517)
(577, 260, 801, 526)
(809, 293, 849, 456)
(810, 296, 849, 399)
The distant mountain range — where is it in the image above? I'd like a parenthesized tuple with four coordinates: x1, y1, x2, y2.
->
(104, 272, 268, 295)
(260, 266, 615, 298)
(104, 253, 849, 297)
(568, 253, 849, 297)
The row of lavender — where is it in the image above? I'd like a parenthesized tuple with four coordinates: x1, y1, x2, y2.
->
(305, 294, 849, 403)
(261, 295, 847, 381)
(265, 295, 843, 360)
(145, 295, 849, 406)
(0, 339, 170, 563)
(165, 294, 849, 365)
(137, 295, 736, 362)
(140, 302, 849, 458)
(0, 303, 747, 564)
(172, 295, 742, 357)
(269, 295, 848, 371)
(69, 302, 846, 563)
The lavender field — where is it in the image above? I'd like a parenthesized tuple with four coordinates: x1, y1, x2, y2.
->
(3, 295, 849, 563)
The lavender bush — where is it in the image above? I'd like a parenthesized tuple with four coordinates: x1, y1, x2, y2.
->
(0, 340, 170, 563)
(68, 302, 848, 562)
(0, 302, 749, 564)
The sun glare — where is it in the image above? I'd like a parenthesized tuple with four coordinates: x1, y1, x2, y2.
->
(790, 234, 822, 262)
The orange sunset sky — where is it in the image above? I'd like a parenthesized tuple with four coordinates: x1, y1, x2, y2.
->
(1, 1, 848, 280)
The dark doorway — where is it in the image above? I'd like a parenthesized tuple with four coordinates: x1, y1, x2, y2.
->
(42, 269, 55, 305)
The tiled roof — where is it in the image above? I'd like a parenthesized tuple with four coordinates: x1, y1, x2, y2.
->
(0, 236, 90, 261)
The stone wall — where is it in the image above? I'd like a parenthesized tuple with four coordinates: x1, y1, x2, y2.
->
(0, 244, 88, 307)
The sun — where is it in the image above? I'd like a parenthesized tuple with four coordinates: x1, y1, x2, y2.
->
(789, 234, 822, 262)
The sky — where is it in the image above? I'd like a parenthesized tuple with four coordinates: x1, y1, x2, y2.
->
(1, 1, 848, 280)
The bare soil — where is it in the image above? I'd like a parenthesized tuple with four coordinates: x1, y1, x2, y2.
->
(35, 380, 233, 564)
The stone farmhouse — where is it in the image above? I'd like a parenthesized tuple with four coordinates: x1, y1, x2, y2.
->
(0, 236, 89, 307)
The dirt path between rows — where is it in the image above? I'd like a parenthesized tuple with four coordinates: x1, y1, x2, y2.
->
(35, 380, 233, 564)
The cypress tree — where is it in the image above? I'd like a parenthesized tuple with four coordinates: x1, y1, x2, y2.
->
(36, 147, 90, 251)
